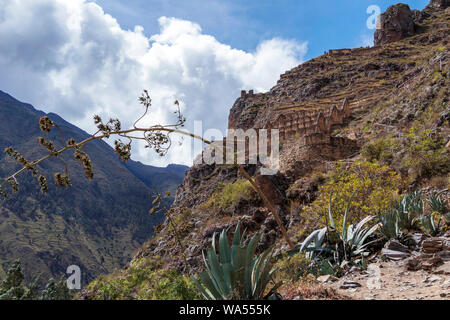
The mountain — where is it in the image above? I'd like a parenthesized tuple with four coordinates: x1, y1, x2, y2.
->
(81, 1, 449, 300)
(0, 91, 187, 283)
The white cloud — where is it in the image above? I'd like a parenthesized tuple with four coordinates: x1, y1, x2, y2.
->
(0, 0, 307, 166)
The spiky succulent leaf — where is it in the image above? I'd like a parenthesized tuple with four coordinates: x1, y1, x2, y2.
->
(194, 221, 276, 300)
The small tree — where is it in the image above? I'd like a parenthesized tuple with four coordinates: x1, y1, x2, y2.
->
(0, 260, 72, 300)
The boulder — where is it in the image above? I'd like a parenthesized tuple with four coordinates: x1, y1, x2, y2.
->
(422, 237, 447, 253)
(385, 239, 411, 253)
(382, 248, 410, 260)
(374, 4, 415, 46)
(405, 258, 421, 271)
(339, 280, 362, 289)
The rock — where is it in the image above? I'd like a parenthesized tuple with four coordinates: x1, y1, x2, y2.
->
(442, 279, 450, 288)
(251, 208, 267, 223)
(434, 262, 450, 275)
(382, 248, 410, 260)
(425, 0, 449, 10)
(317, 275, 338, 283)
(437, 250, 450, 261)
(412, 233, 428, 246)
(405, 258, 421, 271)
(339, 280, 362, 289)
(429, 276, 442, 283)
(421, 256, 444, 270)
(258, 229, 277, 251)
(385, 239, 410, 253)
(374, 4, 416, 46)
(422, 238, 445, 253)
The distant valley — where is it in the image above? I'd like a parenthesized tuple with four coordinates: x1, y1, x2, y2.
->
(0, 90, 187, 283)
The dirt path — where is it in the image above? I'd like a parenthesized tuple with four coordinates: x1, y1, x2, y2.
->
(324, 259, 450, 300)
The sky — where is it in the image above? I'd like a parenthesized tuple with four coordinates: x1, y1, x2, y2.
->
(0, 0, 430, 166)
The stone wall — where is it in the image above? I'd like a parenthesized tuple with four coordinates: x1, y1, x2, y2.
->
(240, 90, 255, 98)
(268, 98, 351, 146)
(328, 48, 352, 55)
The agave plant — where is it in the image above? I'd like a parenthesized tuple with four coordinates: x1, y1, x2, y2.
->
(428, 194, 450, 226)
(390, 192, 422, 231)
(299, 227, 328, 259)
(192, 222, 277, 300)
(378, 209, 400, 239)
(300, 193, 379, 271)
(328, 194, 379, 263)
(419, 214, 441, 236)
(428, 194, 447, 214)
(341, 215, 379, 259)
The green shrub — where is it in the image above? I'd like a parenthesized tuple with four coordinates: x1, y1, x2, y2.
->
(275, 252, 316, 282)
(378, 192, 448, 239)
(404, 126, 450, 180)
(303, 161, 401, 231)
(361, 136, 400, 165)
(86, 258, 200, 300)
(205, 179, 256, 210)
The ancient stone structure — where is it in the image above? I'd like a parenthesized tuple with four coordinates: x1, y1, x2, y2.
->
(240, 90, 254, 98)
(374, 4, 415, 46)
(328, 49, 352, 56)
(268, 98, 351, 147)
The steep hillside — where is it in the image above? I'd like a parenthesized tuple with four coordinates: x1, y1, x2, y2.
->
(0, 91, 187, 283)
(82, 1, 449, 299)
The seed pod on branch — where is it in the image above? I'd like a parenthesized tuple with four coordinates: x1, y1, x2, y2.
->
(81, 156, 93, 179)
(114, 139, 131, 162)
(39, 116, 55, 133)
(54, 173, 71, 189)
(38, 137, 57, 153)
(38, 175, 48, 193)
(66, 138, 76, 146)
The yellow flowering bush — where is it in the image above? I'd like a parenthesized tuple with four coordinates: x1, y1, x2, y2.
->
(302, 161, 402, 232)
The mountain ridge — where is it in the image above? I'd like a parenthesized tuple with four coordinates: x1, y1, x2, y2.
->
(0, 90, 187, 283)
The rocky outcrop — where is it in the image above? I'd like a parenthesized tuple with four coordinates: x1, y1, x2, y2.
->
(374, 4, 416, 46)
(426, 0, 449, 10)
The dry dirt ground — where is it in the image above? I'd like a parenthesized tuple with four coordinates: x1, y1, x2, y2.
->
(322, 259, 450, 300)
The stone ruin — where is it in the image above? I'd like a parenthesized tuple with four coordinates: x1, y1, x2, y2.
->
(328, 48, 352, 56)
(203, 98, 356, 167)
(267, 98, 352, 147)
(240, 89, 255, 98)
